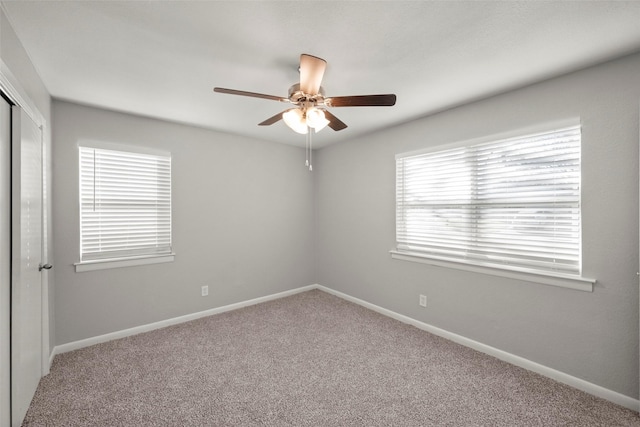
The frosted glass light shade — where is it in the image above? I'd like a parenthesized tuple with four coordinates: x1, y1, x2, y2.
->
(306, 108, 330, 132)
(283, 109, 308, 134)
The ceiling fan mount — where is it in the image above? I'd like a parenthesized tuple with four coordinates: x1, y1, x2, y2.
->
(213, 54, 396, 134)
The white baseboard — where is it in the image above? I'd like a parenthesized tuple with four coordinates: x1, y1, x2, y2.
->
(51, 285, 317, 358)
(51, 283, 639, 412)
(48, 348, 55, 369)
(316, 285, 639, 412)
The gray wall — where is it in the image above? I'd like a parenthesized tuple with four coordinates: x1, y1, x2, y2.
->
(1, 9, 55, 355)
(315, 52, 640, 399)
(52, 101, 315, 345)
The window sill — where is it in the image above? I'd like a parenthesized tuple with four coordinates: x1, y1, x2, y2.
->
(75, 254, 175, 272)
(389, 250, 595, 292)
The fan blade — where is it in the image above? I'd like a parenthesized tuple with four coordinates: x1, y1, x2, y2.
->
(299, 54, 327, 95)
(326, 94, 396, 107)
(214, 87, 286, 102)
(323, 110, 348, 131)
(258, 110, 287, 126)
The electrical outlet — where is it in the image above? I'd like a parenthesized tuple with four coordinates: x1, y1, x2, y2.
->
(201, 285, 209, 297)
(419, 294, 427, 307)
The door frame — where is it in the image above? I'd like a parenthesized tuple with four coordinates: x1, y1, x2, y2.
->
(0, 59, 50, 423)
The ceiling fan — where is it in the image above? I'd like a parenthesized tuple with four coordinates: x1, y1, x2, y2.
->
(213, 54, 396, 134)
(214, 54, 396, 170)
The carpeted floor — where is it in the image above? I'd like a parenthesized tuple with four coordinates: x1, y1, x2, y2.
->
(23, 289, 640, 426)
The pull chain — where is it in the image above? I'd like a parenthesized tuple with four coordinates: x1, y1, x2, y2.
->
(305, 126, 313, 171)
(309, 127, 313, 171)
(305, 127, 309, 167)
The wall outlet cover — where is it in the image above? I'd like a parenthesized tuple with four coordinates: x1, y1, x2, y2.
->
(419, 294, 427, 307)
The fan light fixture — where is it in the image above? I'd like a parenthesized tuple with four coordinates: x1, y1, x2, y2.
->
(282, 108, 329, 134)
(305, 108, 330, 132)
(282, 109, 307, 134)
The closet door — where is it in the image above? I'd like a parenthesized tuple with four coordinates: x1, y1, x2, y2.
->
(0, 96, 11, 427)
(11, 107, 43, 426)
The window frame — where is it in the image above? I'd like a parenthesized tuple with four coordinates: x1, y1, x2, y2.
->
(74, 141, 174, 272)
(391, 119, 595, 292)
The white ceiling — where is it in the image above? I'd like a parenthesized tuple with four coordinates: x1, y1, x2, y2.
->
(3, 1, 640, 148)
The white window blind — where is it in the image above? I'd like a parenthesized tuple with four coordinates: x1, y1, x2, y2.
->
(396, 125, 581, 276)
(79, 146, 172, 262)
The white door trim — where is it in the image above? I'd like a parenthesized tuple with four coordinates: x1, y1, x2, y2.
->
(0, 59, 45, 128)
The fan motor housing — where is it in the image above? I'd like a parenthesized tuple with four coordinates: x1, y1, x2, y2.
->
(288, 83, 325, 105)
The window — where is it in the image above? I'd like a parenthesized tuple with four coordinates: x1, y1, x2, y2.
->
(76, 144, 173, 271)
(394, 124, 591, 287)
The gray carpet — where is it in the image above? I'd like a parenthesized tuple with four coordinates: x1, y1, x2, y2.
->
(23, 289, 640, 426)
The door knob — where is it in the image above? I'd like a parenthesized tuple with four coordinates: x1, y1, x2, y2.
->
(38, 263, 52, 271)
